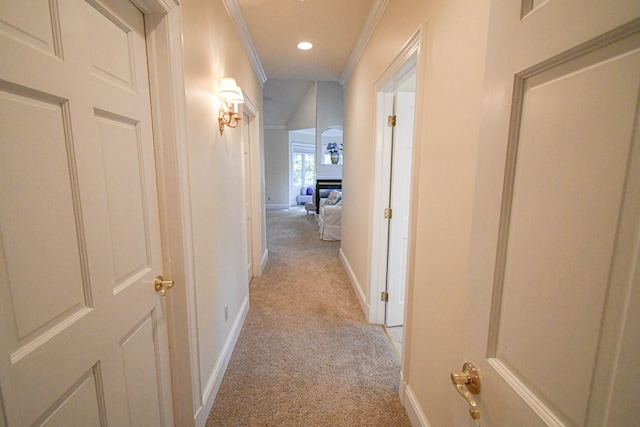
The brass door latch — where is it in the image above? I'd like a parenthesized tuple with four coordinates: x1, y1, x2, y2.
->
(451, 362, 481, 420)
(154, 275, 174, 296)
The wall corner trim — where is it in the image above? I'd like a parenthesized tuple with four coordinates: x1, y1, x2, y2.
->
(339, 0, 390, 86)
(221, 0, 268, 85)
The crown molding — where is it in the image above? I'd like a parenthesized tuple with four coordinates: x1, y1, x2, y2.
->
(221, 0, 268, 86)
(339, 0, 390, 86)
(132, 0, 178, 14)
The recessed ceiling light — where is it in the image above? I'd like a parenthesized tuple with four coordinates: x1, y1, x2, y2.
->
(297, 41, 313, 51)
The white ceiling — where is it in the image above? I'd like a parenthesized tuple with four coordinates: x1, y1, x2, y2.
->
(226, 0, 388, 126)
(236, 0, 376, 82)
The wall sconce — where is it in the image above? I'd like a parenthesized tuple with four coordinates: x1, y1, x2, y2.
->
(218, 78, 245, 135)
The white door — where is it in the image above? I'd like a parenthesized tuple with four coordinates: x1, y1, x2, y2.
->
(385, 91, 415, 327)
(0, 1, 173, 425)
(460, 1, 640, 425)
(242, 114, 253, 282)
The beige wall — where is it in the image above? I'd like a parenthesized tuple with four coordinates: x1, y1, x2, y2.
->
(315, 81, 344, 179)
(287, 81, 316, 131)
(341, 0, 490, 424)
(264, 128, 290, 206)
(180, 0, 262, 422)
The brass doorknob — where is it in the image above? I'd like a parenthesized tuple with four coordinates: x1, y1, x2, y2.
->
(451, 362, 481, 420)
(154, 275, 174, 296)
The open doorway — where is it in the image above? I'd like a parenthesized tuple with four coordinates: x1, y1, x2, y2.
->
(385, 82, 416, 328)
(382, 73, 416, 359)
(370, 50, 418, 361)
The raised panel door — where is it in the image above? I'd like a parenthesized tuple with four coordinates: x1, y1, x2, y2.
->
(463, 2, 640, 425)
(0, 1, 173, 425)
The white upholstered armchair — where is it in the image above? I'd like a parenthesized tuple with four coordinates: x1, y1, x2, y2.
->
(318, 190, 342, 240)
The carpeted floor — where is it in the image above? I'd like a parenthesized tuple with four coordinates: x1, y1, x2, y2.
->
(206, 207, 411, 427)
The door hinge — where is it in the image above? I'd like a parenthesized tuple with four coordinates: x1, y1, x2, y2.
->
(384, 207, 393, 219)
(387, 115, 396, 127)
(381, 291, 389, 302)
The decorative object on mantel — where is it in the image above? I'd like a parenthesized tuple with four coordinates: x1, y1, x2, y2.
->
(327, 142, 343, 164)
(218, 78, 244, 135)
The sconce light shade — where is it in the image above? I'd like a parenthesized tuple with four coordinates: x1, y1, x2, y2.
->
(218, 78, 245, 135)
(219, 78, 244, 103)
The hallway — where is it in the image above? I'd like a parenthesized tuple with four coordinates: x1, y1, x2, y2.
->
(207, 208, 410, 426)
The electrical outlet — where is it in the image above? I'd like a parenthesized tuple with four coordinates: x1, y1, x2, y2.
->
(224, 305, 228, 322)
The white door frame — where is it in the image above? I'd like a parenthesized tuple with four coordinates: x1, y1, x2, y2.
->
(133, 1, 198, 425)
(241, 97, 265, 277)
(369, 28, 422, 324)
(243, 97, 269, 276)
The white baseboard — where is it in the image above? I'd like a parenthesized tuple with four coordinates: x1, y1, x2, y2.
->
(339, 248, 370, 320)
(258, 248, 268, 275)
(266, 203, 289, 210)
(403, 384, 432, 427)
(195, 295, 249, 427)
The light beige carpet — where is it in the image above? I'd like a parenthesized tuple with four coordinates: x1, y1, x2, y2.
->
(206, 207, 411, 427)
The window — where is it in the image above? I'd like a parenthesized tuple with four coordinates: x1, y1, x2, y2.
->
(292, 144, 315, 187)
(292, 153, 315, 186)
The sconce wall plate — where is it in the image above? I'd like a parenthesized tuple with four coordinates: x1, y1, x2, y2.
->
(219, 104, 241, 134)
(218, 77, 244, 135)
